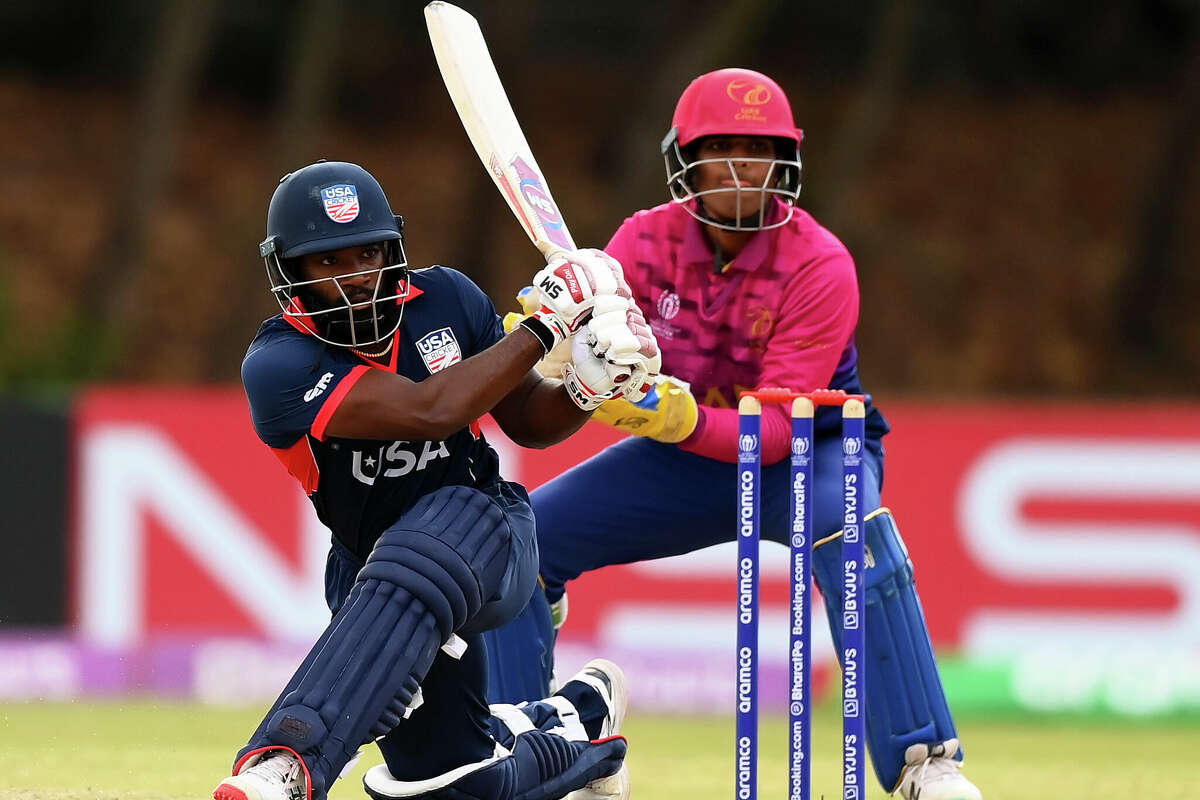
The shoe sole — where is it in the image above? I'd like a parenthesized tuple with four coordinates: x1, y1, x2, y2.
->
(212, 782, 252, 800)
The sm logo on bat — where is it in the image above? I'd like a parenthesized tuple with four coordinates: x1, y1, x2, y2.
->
(522, 180, 559, 220)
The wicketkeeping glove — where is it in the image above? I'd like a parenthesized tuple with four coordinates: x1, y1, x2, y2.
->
(591, 374, 699, 443)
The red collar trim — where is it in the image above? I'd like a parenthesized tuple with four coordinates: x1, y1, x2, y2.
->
(396, 280, 424, 302)
(283, 297, 321, 335)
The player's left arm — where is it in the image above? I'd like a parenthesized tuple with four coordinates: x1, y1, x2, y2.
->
(489, 369, 590, 449)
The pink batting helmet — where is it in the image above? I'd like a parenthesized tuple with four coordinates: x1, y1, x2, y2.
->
(662, 68, 804, 232)
(669, 67, 803, 149)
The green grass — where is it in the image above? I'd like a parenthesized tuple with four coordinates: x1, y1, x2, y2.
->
(0, 700, 1196, 798)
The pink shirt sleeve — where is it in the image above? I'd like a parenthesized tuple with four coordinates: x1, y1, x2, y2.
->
(604, 218, 640, 294)
(679, 249, 860, 464)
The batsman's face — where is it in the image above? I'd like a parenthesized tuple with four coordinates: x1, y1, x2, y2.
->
(299, 243, 387, 311)
(690, 136, 779, 219)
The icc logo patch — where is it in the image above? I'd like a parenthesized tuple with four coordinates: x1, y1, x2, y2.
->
(416, 327, 462, 374)
(321, 184, 360, 223)
(657, 290, 680, 321)
(738, 434, 758, 453)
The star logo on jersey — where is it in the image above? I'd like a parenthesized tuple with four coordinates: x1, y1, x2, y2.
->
(321, 183, 360, 223)
(416, 327, 462, 374)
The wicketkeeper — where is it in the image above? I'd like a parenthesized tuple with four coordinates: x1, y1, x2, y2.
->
(483, 69, 983, 800)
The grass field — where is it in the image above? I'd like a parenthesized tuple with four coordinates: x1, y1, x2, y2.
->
(1, 700, 1197, 799)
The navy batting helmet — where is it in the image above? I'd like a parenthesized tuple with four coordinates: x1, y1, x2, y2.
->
(259, 160, 409, 347)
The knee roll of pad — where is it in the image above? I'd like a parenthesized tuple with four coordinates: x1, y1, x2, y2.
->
(363, 535, 481, 639)
(363, 732, 627, 800)
(363, 482, 522, 640)
(810, 508, 959, 791)
(387, 485, 516, 606)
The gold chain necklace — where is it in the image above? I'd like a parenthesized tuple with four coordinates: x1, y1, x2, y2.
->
(350, 337, 395, 359)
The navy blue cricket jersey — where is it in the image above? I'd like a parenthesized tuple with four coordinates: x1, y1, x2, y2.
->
(242, 266, 509, 559)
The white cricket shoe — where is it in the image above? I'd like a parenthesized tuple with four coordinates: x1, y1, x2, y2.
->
(896, 739, 981, 800)
(213, 749, 307, 800)
(565, 658, 630, 800)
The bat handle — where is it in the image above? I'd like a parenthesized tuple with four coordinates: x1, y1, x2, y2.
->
(538, 243, 571, 264)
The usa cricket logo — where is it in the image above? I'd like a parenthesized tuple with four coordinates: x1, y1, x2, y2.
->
(416, 327, 462, 374)
(321, 184, 360, 223)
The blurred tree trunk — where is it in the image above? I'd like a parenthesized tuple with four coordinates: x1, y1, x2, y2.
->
(82, 0, 219, 377)
(273, 0, 342, 171)
(1114, 24, 1200, 376)
(605, 0, 777, 225)
(820, 0, 923, 229)
(204, 0, 344, 380)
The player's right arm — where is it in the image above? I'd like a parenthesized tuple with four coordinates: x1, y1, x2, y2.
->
(324, 329, 556, 441)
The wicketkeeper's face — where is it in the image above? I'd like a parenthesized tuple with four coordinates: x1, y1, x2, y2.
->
(689, 136, 780, 221)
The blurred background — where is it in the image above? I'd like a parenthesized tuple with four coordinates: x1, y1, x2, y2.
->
(1, 0, 1199, 793)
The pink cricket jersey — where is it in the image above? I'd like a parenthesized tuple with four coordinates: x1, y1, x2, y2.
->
(605, 199, 867, 464)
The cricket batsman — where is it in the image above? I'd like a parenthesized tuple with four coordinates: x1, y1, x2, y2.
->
(213, 160, 658, 800)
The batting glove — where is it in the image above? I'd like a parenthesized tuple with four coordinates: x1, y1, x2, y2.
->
(587, 303, 661, 402)
(520, 249, 631, 353)
(561, 332, 631, 411)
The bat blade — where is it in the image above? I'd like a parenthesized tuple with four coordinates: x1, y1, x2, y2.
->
(424, 1, 576, 263)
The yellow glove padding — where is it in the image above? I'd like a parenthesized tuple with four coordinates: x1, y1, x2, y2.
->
(504, 286, 571, 378)
(591, 374, 698, 443)
(502, 285, 543, 334)
(502, 311, 524, 335)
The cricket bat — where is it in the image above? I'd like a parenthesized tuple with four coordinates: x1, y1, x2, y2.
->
(424, 1, 577, 264)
